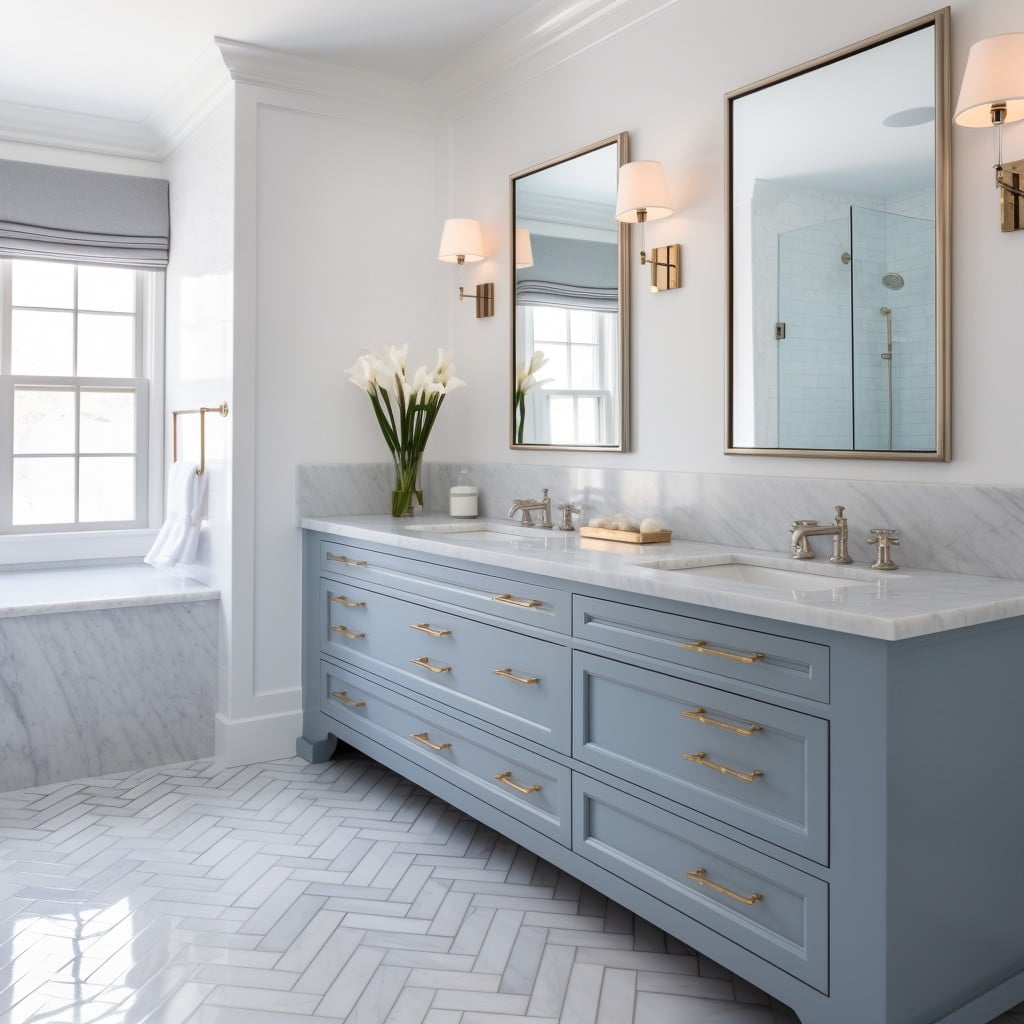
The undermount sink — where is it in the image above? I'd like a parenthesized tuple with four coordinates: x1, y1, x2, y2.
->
(641, 555, 894, 592)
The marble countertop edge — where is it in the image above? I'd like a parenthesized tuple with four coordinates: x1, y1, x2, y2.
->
(0, 564, 220, 620)
(301, 514, 1024, 642)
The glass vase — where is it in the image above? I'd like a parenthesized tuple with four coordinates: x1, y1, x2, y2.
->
(391, 451, 424, 517)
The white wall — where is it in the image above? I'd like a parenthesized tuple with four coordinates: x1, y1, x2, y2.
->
(433, 0, 1024, 485)
(162, 89, 236, 737)
(223, 81, 440, 761)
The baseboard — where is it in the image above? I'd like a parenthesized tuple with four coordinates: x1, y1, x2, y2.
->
(214, 709, 302, 765)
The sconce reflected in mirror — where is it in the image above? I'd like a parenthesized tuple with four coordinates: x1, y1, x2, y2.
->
(438, 217, 495, 316)
(614, 160, 681, 291)
(515, 227, 534, 269)
(954, 33, 1024, 232)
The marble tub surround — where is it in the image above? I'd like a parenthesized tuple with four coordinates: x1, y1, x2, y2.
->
(296, 462, 1024, 582)
(0, 598, 218, 793)
(0, 563, 218, 618)
(303, 513, 1024, 641)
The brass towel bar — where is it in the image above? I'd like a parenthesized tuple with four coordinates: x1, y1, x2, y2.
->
(172, 402, 229, 476)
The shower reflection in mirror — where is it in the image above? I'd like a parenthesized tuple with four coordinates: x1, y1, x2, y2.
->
(728, 10, 950, 460)
(773, 206, 934, 451)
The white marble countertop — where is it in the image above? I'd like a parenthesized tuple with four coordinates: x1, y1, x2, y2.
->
(301, 513, 1024, 641)
(0, 564, 219, 619)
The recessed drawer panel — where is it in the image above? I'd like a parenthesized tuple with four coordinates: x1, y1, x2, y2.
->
(574, 596, 829, 703)
(573, 774, 828, 993)
(319, 580, 571, 753)
(573, 652, 828, 863)
(320, 660, 570, 846)
(319, 539, 570, 633)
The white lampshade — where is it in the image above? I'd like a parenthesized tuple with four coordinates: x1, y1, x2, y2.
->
(954, 33, 1024, 127)
(438, 218, 485, 263)
(515, 227, 534, 269)
(615, 161, 673, 223)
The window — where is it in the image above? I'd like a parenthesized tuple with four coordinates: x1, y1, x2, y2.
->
(0, 259, 161, 535)
(523, 304, 617, 446)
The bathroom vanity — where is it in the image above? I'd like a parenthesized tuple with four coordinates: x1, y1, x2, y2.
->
(298, 515, 1024, 1024)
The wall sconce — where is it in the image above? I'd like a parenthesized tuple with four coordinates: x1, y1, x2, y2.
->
(438, 218, 494, 316)
(515, 227, 534, 269)
(615, 160, 681, 291)
(954, 33, 1024, 232)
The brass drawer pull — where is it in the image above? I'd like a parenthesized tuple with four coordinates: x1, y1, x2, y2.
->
(492, 667, 540, 686)
(410, 731, 451, 751)
(683, 707, 762, 736)
(493, 593, 542, 609)
(682, 640, 765, 665)
(410, 656, 452, 674)
(331, 595, 366, 608)
(331, 625, 366, 639)
(684, 752, 763, 783)
(685, 868, 762, 907)
(327, 553, 367, 566)
(410, 622, 452, 638)
(330, 690, 365, 708)
(494, 771, 541, 795)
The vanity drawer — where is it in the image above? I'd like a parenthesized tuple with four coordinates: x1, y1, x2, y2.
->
(319, 579, 571, 752)
(573, 774, 828, 992)
(573, 653, 828, 863)
(320, 660, 571, 845)
(319, 539, 570, 634)
(573, 596, 829, 703)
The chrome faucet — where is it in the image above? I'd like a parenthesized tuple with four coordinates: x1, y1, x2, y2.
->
(790, 505, 853, 563)
(508, 487, 553, 529)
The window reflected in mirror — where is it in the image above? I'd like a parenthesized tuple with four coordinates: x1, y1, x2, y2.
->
(511, 133, 629, 451)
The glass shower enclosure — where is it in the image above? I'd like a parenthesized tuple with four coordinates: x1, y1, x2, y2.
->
(776, 206, 935, 451)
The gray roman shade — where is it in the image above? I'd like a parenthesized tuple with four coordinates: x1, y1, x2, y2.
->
(515, 279, 618, 311)
(0, 159, 169, 268)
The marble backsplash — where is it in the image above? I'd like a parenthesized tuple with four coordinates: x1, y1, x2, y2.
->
(297, 461, 1024, 581)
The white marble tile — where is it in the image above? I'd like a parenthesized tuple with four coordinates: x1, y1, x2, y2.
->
(0, 601, 216, 793)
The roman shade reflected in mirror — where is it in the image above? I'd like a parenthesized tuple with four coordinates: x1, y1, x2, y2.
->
(510, 133, 629, 451)
(727, 10, 950, 460)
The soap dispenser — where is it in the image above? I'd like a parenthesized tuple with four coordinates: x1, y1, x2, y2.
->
(449, 467, 478, 518)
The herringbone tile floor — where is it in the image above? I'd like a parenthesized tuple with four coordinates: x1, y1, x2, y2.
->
(0, 753, 1021, 1024)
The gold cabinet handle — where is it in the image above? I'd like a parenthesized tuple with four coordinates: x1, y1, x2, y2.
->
(331, 595, 366, 608)
(410, 656, 452, 674)
(682, 640, 764, 665)
(327, 553, 367, 566)
(330, 690, 365, 708)
(494, 771, 541, 795)
(410, 731, 451, 751)
(685, 868, 762, 907)
(410, 622, 452, 638)
(684, 752, 763, 783)
(492, 667, 540, 686)
(331, 625, 366, 639)
(682, 707, 762, 736)
(493, 593, 542, 609)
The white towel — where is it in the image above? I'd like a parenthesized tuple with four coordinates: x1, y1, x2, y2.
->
(145, 461, 208, 568)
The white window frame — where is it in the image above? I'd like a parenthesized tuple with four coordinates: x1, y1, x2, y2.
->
(0, 260, 164, 563)
(523, 305, 617, 446)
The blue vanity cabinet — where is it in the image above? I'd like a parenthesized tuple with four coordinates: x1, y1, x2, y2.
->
(298, 529, 1024, 1024)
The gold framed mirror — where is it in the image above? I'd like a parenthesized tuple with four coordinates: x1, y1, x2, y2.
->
(726, 9, 951, 460)
(510, 133, 630, 451)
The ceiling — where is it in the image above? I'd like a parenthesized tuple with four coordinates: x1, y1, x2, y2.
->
(0, 0, 538, 124)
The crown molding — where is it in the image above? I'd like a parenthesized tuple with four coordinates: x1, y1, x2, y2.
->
(429, 0, 680, 115)
(0, 99, 164, 162)
(214, 36, 430, 117)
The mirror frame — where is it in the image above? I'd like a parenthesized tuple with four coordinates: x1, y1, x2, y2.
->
(725, 8, 951, 461)
(509, 132, 631, 452)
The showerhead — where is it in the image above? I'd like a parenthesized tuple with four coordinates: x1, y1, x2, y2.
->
(881, 272, 905, 291)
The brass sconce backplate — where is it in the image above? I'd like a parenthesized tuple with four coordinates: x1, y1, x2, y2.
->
(475, 282, 495, 317)
(650, 244, 681, 291)
(1000, 160, 1024, 232)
